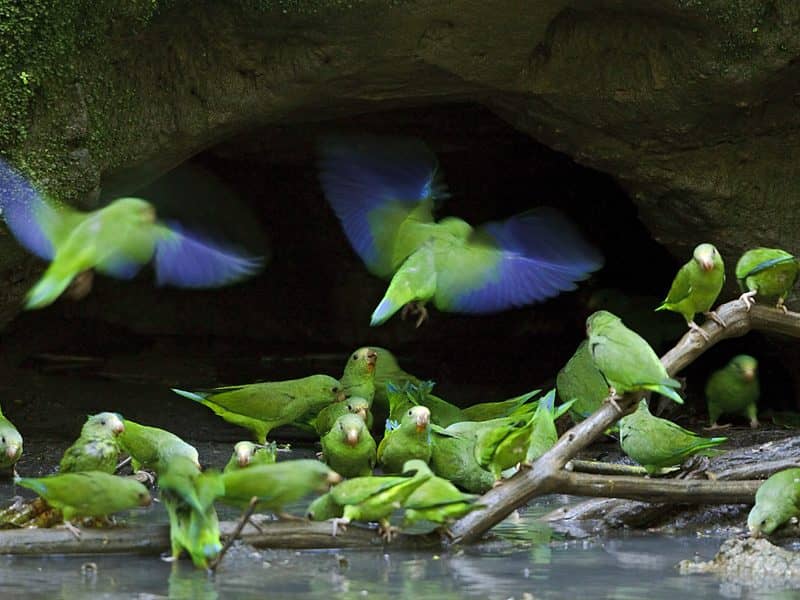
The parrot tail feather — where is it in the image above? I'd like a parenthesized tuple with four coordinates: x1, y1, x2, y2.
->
(171, 388, 210, 403)
(24, 274, 74, 310)
(641, 384, 684, 404)
(370, 298, 401, 327)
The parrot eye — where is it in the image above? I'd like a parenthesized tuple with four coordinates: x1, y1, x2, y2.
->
(407, 410, 412, 416)
(352, 354, 358, 361)
(1, 437, 5, 444)
(100, 420, 106, 426)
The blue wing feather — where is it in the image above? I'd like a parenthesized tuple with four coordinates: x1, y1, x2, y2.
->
(438, 208, 604, 313)
(317, 135, 447, 274)
(154, 222, 264, 288)
(0, 158, 57, 260)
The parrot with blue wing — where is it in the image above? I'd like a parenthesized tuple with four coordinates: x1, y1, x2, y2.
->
(317, 135, 604, 326)
(0, 158, 263, 309)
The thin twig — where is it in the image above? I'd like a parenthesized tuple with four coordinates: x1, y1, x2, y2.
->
(209, 496, 258, 571)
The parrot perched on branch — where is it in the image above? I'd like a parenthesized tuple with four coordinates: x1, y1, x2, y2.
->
(0, 158, 264, 309)
(317, 135, 603, 326)
(736, 247, 800, 312)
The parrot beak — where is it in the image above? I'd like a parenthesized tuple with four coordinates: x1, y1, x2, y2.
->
(5, 444, 19, 460)
(365, 349, 378, 372)
(143, 205, 157, 224)
(112, 420, 125, 435)
(237, 450, 251, 467)
(345, 427, 360, 447)
(700, 258, 714, 271)
(415, 408, 430, 432)
(742, 368, 756, 382)
(355, 407, 368, 422)
(327, 471, 342, 485)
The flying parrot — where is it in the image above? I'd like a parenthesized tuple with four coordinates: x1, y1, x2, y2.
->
(317, 135, 604, 326)
(586, 310, 683, 405)
(619, 399, 727, 475)
(736, 247, 800, 312)
(747, 468, 800, 537)
(0, 158, 264, 310)
(377, 405, 432, 474)
(656, 243, 726, 339)
(705, 354, 760, 429)
(15, 471, 151, 537)
(59, 412, 124, 474)
(320, 413, 377, 478)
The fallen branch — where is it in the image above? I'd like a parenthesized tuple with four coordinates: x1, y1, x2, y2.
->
(0, 518, 437, 556)
(448, 300, 800, 545)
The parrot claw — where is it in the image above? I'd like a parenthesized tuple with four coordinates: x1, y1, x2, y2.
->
(331, 517, 349, 537)
(749, 418, 760, 429)
(133, 470, 156, 487)
(160, 553, 179, 563)
(704, 311, 727, 328)
(776, 298, 789, 314)
(603, 391, 622, 414)
(703, 422, 731, 431)
(378, 521, 399, 542)
(738, 291, 757, 311)
(64, 521, 82, 540)
(401, 302, 429, 328)
(687, 320, 710, 340)
(63, 270, 94, 301)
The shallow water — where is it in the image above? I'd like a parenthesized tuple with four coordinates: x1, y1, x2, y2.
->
(0, 440, 762, 600)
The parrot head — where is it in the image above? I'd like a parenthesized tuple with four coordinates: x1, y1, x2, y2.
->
(137, 489, 153, 507)
(85, 412, 125, 436)
(346, 397, 371, 423)
(112, 197, 157, 224)
(338, 414, 365, 447)
(747, 505, 777, 537)
(4, 439, 21, 462)
(693, 243, 720, 272)
(730, 354, 758, 382)
(585, 310, 620, 336)
(408, 405, 431, 433)
(234, 441, 257, 467)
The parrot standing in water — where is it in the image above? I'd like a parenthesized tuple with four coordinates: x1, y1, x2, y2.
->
(15, 471, 151, 537)
(586, 310, 683, 405)
(0, 404, 23, 476)
(118, 419, 200, 474)
(619, 400, 727, 474)
(219, 460, 341, 518)
(173, 347, 376, 444)
(0, 158, 264, 310)
(59, 412, 124, 474)
(656, 243, 726, 339)
(736, 247, 800, 312)
(320, 413, 377, 478)
(705, 355, 760, 429)
(223, 441, 278, 472)
(317, 135, 604, 327)
(310, 459, 432, 540)
(748, 468, 800, 537)
(556, 341, 610, 424)
(377, 405, 432, 473)
(400, 461, 482, 534)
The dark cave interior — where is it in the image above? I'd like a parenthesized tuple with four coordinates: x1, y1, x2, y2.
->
(0, 103, 793, 440)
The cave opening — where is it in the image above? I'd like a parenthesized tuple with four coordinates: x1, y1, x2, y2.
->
(0, 103, 792, 440)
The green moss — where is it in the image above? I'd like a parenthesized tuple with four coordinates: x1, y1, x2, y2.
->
(0, 1, 175, 156)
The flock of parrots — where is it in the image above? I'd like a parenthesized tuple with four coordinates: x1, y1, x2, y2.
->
(0, 134, 798, 569)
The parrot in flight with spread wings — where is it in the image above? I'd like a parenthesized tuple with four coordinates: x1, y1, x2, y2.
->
(317, 135, 603, 326)
(0, 158, 264, 309)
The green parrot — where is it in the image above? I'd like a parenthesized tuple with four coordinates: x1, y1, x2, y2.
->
(0, 158, 263, 310)
(309, 396, 372, 438)
(314, 459, 432, 540)
(162, 468, 224, 569)
(219, 460, 341, 517)
(747, 468, 800, 537)
(705, 354, 760, 429)
(171, 374, 342, 444)
(378, 405, 432, 473)
(473, 409, 539, 481)
(586, 310, 683, 404)
(338, 347, 378, 402)
(157, 455, 206, 516)
(619, 400, 727, 474)
(306, 490, 344, 521)
(736, 247, 800, 311)
(59, 412, 124, 474)
(0, 404, 23, 476)
(428, 425, 496, 494)
(400, 461, 482, 534)
(371, 347, 421, 414)
(320, 414, 377, 478)
(386, 380, 464, 428)
(460, 390, 539, 422)
(223, 441, 278, 472)
(556, 341, 610, 424)
(656, 243, 726, 339)
(318, 135, 603, 327)
(525, 391, 573, 464)
(118, 418, 200, 473)
(15, 471, 151, 535)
